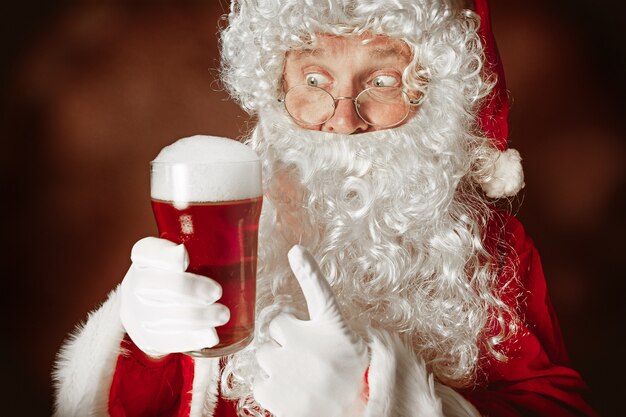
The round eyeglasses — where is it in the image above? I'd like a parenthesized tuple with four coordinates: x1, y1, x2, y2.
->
(278, 85, 423, 128)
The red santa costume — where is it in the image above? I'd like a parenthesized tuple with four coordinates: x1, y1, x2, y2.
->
(53, 0, 598, 416)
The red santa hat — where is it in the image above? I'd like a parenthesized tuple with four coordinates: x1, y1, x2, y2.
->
(474, 0, 525, 198)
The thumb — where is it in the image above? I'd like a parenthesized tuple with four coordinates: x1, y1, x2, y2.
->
(131, 237, 189, 272)
(288, 245, 340, 320)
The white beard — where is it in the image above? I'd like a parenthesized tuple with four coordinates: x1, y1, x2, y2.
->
(221, 108, 510, 414)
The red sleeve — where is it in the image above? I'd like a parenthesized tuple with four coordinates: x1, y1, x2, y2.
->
(108, 335, 195, 417)
(462, 212, 598, 417)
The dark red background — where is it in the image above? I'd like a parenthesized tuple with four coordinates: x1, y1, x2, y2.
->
(1, 1, 624, 415)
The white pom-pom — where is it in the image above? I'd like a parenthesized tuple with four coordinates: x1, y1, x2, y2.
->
(480, 148, 525, 198)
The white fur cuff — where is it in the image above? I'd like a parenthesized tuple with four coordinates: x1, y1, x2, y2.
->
(52, 286, 126, 417)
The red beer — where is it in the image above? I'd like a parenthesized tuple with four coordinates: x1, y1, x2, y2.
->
(150, 135, 263, 357)
(152, 196, 262, 355)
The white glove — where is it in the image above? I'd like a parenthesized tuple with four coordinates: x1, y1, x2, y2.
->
(253, 245, 369, 417)
(120, 237, 230, 357)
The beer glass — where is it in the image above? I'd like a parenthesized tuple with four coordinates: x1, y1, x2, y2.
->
(150, 136, 262, 357)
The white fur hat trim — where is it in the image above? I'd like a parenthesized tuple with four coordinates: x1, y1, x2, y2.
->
(480, 148, 525, 198)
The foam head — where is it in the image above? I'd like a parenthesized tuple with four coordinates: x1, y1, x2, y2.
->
(151, 135, 262, 205)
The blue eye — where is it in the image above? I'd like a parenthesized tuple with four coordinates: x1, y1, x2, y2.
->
(305, 73, 329, 87)
(372, 75, 400, 87)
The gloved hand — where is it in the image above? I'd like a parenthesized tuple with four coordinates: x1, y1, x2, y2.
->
(253, 245, 369, 417)
(120, 237, 230, 357)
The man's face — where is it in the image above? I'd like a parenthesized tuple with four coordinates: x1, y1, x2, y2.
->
(282, 34, 414, 135)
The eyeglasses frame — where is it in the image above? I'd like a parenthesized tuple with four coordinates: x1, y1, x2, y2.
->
(278, 85, 423, 128)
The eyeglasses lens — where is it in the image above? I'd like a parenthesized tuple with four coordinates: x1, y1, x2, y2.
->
(356, 87, 410, 128)
(284, 85, 335, 125)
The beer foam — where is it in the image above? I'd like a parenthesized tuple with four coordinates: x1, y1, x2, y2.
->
(151, 135, 262, 204)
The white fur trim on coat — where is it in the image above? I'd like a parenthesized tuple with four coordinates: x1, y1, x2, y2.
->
(52, 286, 222, 417)
(52, 286, 127, 417)
(189, 358, 220, 417)
(364, 330, 481, 417)
(480, 148, 525, 198)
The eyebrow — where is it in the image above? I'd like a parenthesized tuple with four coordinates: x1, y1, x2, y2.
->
(294, 47, 325, 58)
(292, 45, 409, 60)
(369, 45, 411, 59)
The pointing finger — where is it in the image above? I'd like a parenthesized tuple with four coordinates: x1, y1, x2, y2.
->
(287, 245, 339, 320)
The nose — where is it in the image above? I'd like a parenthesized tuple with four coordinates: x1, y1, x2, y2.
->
(322, 96, 369, 135)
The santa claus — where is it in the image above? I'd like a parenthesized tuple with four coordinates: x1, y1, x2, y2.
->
(52, 0, 598, 416)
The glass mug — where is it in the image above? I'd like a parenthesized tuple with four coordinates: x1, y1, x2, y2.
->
(150, 135, 262, 357)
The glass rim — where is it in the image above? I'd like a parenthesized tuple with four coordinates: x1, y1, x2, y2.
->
(150, 159, 261, 167)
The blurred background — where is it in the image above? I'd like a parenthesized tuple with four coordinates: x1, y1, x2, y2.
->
(1, 0, 624, 415)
